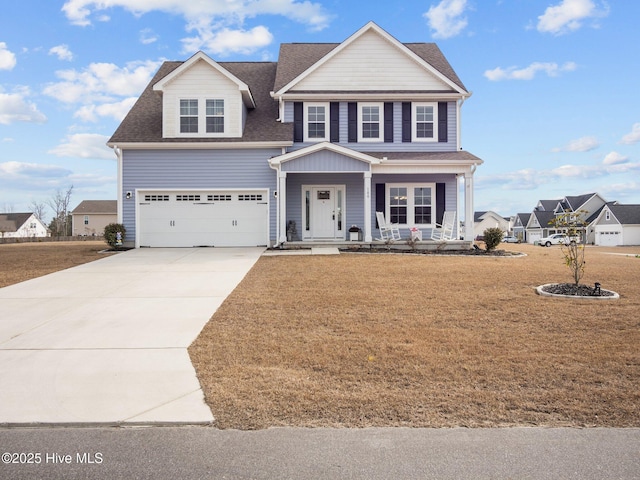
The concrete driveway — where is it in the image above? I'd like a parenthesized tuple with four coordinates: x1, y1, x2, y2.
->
(0, 247, 264, 426)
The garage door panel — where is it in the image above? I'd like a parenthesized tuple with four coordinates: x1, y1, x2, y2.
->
(138, 191, 268, 247)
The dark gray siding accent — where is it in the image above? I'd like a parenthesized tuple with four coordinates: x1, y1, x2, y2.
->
(402, 102, 412, 143)
(384, 102, 393, 143)
(281, 150, 370, 172)
(122, 148, 280, 244)
(438, 102, 448, 143)
(286, 101, 457, 152)
(293, 102, 303, 142)
(347, 102, 357, 143)
(330, 102, 340, 143)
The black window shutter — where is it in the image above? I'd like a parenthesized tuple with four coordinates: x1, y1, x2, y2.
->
(330, 102, 340, 143)
(402, 102, 411, 142)
(384, 102, 393, 143)
(438, 102, 448, 143)
(348, 102, 357, 143)
(293, 102, 303, 142)
(436, 183, 446, 225)
(375, 184, 386, 228)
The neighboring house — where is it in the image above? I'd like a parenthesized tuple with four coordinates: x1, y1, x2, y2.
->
(512, 213, 530, 243)
(0, 212, 48, 238)
(71, 200, 117, 236)
(473, 211, 510, 239)
(592, 204, 640, 246)
(525, 193, 607, 244)
(107, 22, 483, 248)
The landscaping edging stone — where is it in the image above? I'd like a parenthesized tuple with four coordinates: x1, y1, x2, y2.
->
(536, 283, 620, 300)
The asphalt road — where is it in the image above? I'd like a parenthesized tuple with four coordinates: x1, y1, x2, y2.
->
(1, 426, 638, 479)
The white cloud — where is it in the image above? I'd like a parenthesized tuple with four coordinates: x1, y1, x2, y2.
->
(0, 89, 47, 125)
(478, 156, 640, 191)
(48, 133, 114, 160)
(424, 0, 469, 39)
(140, 28, 158, 45)
(620, 123, 640, 145)
(43, 60, 160, 104)
(182, 26, 273, 57)
(484, 61, 577, 81)
(49, 44, 74, 61)
(0, 42, 17, 70)
(74, 97, 138, 122)
(552, 136, 599, 152)
(537, 0, 609, 35)
(0, 161, 72, 179)
(61, 0, 331, 55)
(602, 151, 628, 166)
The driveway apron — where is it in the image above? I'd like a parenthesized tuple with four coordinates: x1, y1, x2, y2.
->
(0, 247, 264, 425)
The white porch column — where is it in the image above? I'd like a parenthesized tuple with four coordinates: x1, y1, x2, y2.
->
(464, 170, 474, 241)
(279, 171, 287, 244)
(363, 171, 372, 242)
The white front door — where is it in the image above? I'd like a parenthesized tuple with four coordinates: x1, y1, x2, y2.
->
(311, 187, 336, 238)
(303, 185, 345, 240)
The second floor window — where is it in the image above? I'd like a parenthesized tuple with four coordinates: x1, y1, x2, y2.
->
(206, 99, 224, 133)
(84, 215, 89, 225)
(358, 103, 384, 142)
(304, 103, 328, 141)
(413, 102, 437, 141)
(180, 99, 198, 133)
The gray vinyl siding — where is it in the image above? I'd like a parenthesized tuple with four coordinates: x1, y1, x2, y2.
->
(284, 101, 457, 151)
(121, 148, 279, 244)
(281, 150, 370, 172)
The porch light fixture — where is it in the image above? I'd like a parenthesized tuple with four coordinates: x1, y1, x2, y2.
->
(126, 191, 132, 199)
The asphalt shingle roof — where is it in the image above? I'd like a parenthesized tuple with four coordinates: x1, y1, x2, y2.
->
(71, 200, 117, 214)
(0, 213, 34, 233)
(608, 204, 640, 224)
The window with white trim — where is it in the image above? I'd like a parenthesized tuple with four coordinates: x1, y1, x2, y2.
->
(412, 102, 437, 142)
(180, 99, 198, 133)
(359, 103, 383, 142)
(179, 98, 225, 136)
(206, 99, 224, 133)
(304, 103, 329, 142)
(84, 215, 89, 225)
(386, 183, 435, 226)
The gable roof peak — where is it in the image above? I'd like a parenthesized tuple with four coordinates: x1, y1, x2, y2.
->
(273, 21, 468, 96)
(153, 51, 256, 108)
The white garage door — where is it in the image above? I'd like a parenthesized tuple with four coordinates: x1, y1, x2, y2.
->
(596, 228, 622, 247)
(528, 232, 542, 244)
(138, 190, 268, 247)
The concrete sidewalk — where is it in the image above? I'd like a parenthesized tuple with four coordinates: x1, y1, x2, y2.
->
(0, 247, 264, 426)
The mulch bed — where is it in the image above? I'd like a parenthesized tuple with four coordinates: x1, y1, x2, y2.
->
(541, 283, 615, 297)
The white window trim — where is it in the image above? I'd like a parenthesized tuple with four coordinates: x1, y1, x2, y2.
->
(412, 102, 438, 142)
(304, 102, 330, 142)
(358, 102, 384, 143)
(178, 97, 227, 138)
(386, 183, 436, 227)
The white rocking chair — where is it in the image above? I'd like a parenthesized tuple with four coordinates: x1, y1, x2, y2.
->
(376, 211, 401, 241)
(431, 211, 457, 241)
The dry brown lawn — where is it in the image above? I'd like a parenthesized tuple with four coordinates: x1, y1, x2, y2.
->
(189, 243, 640, 430)
(0, 241, 106, 288)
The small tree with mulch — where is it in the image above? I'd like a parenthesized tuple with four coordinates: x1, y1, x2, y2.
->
(549, 210, 587, 286)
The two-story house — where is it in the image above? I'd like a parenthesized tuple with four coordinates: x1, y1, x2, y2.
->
(108, 22, 483, 248)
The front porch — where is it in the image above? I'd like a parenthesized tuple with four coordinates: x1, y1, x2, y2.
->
(275, 239, 474, 252)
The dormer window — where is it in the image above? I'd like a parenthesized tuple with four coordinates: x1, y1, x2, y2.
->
(206, 99, 224, 133)
(180, 99, 198, 133)
(179, 98, 226, 136)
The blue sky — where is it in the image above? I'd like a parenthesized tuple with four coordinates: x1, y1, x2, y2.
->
(1, 0, 638, 221)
